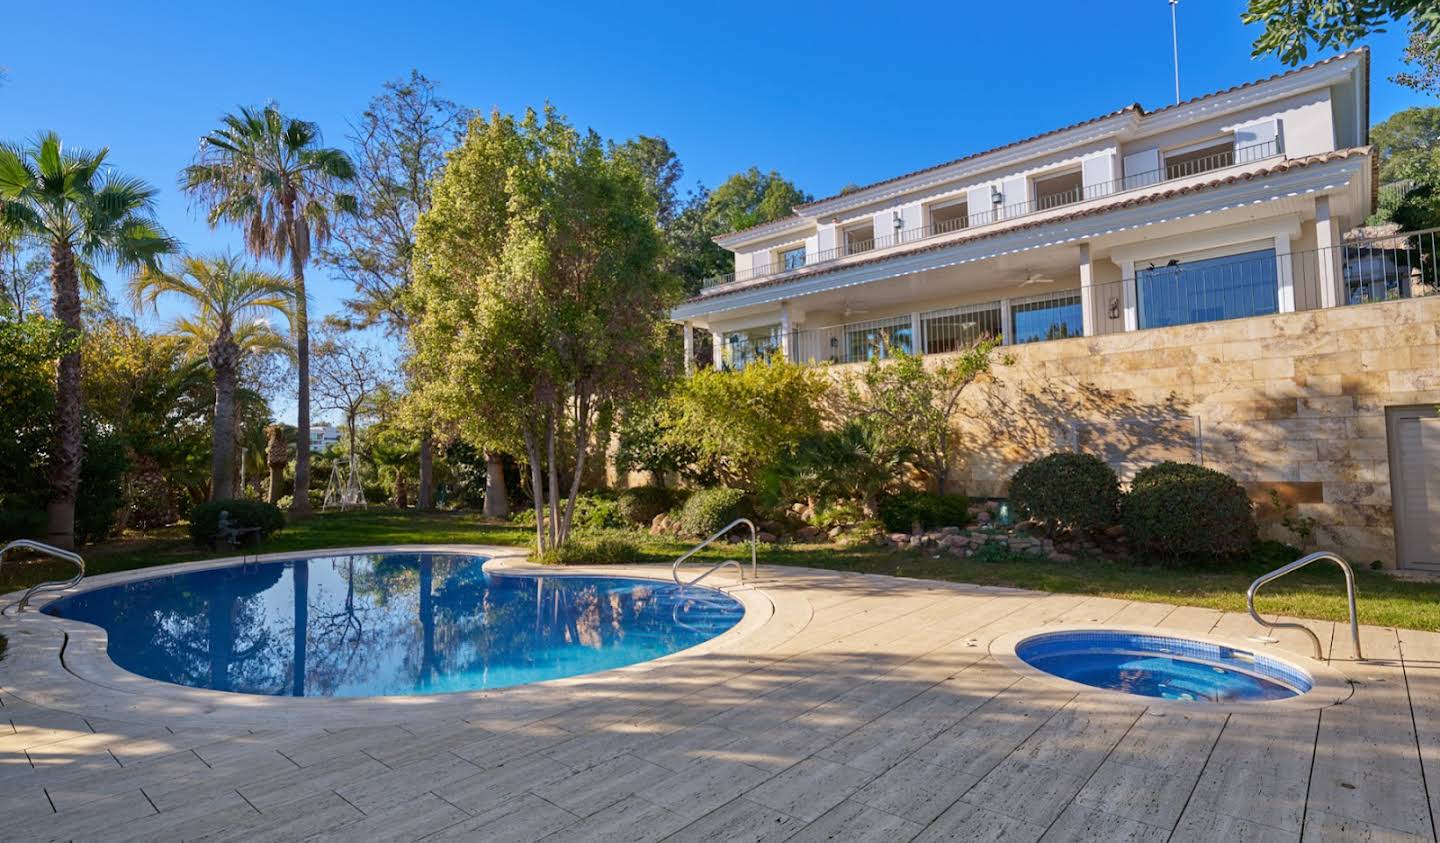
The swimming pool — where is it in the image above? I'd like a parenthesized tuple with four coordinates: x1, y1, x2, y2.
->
(42, 553, 744, 697)
(1014, 630, 1313, 703)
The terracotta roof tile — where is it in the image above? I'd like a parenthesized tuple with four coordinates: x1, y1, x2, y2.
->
(687, 147, 1372, 305)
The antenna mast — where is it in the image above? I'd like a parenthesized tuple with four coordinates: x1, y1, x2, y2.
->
(1169, 0, 1181, 104)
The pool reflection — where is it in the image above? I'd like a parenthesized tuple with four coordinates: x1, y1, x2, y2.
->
(45, 554, 743, 697)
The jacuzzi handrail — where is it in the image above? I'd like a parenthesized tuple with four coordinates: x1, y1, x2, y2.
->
(1, 539, 86, 614)
(1247, 550, 1361, 661)
(672, 518, 756, 590)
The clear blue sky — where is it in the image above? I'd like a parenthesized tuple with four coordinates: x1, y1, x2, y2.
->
(1, 1, 1429, 418)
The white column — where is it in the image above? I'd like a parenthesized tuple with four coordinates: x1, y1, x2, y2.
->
(1000, 299, 1014, 345)
(1078, 243, 1095, 337)
(712, 329, 724, 369)
(910, 311, 922, 355)
(682, 321, 694, 375)
(1275, 232, 1296, 313)
(1119, 258, 1139, 331)
(779, 302, 793, 361)
(1315, 195, 1344, 309)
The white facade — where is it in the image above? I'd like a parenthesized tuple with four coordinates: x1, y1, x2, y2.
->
(674, 51, 1376, 369)
(309, 424, 342, 453)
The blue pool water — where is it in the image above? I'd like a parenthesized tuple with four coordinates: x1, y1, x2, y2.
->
(1016, 630, 1312, 703)
(43, 553, 744, 697)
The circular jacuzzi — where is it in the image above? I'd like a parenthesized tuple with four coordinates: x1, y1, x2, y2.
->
(1009, 629, 1314, 703)
(42, 552, 744, 697)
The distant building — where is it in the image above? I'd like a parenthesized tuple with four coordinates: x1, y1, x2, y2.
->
(309, 424, 342, 453)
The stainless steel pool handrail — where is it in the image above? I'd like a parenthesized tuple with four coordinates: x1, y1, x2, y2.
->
(1, 539, 86, 614)
(1247, 550, 1361, 661)
(672, 518, 757, 590)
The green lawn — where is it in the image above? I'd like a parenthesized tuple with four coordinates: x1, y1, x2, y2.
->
(4, 507, 1438, 632)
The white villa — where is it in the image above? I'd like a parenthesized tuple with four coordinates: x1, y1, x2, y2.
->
(670, 49, 1440, 570)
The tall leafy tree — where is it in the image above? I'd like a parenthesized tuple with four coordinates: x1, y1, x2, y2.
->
(0, 133, 173, 547)
(411, 107, 677, 550)
(311, 321, 389, 484)
(129, 253, 294, 500)
(704, 167, 810, 234)
(183, 105, 356, 518)
(1244, 0, 1440, 93)
(322, 72, 469, 510)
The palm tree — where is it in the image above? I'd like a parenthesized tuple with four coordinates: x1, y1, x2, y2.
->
(0, 133, 174, 547)
(130, 253, 294, 500)
(182, 105, 355, 517)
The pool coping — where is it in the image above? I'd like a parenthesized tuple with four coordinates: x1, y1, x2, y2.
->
(0, 544, 781, 727)
(989, 624, 1354, 712)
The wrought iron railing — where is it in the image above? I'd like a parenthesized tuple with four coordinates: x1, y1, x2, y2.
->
(711, 228, 1440, 370)
(701, 139, 1283, 290)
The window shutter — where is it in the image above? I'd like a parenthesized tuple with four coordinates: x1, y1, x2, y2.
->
(966, 185, 994, 226)
(1082, 153, 1116, 199)
(1122, 148, 1161, 190)
(999, 176, 1028, 219)
(1234, 119, 1281, 162)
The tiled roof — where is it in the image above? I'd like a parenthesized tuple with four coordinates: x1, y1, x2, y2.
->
(715, 49, 1368, 241)
(686, 147, 1372, 305)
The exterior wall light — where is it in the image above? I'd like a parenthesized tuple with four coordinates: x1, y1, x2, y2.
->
(991, 186, 1003, 205)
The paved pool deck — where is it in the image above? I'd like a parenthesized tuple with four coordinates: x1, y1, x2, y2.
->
(0, 545, 1436, 842)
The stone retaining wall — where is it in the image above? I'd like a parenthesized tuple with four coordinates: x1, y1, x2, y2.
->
(940, 296, 1440, 566)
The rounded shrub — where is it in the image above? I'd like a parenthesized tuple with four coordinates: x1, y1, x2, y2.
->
(1008, 453, 1121, 536)
(1122, 461, 1256, 565)
(615, 486, 676, 527)
(677, 487, 747, 538)
(877, 491, 969, 533)
(189, 499, 285, 548)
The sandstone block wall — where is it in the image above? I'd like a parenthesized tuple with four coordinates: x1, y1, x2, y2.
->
(946, 296, 1440, 566)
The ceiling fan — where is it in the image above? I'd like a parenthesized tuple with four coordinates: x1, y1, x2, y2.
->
(1018, 268, 1058, 286)
(837, 298, 871, 318)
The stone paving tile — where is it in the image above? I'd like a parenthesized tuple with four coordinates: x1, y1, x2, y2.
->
(528, 752, 672, 818)
(108, 787, 260, 843)
(308, 791, 470, 843)
(913, 799, 1047, 843)
(1071, 762, 1197, 829)
(332, 752, 484, 814)
(960, 756, 1088, 827)
(44, 749, 210, 812)
(202, 791, 365, 842)
(538, 794, 688, 843)
(788, 798, 923, 842)
(7, 788, 157, 841)
(418, 791, 579, 841)
(1300, 809, 1434, 842)
(1038, 804, 1170, 842)
(849, 756, 979, 826)
(432, 752, 573, 815)
(637, 756, 776, 821)
(1169, 809, 1297, 843)
(235, 749, 388, 810)
(746, 756, 877, 822)
(271, 725, 413, 768)
(448, 724, 574, 770)
(664, 796, 807, 842)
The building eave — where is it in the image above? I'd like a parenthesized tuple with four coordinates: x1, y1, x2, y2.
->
(672, 150, 1370, 322)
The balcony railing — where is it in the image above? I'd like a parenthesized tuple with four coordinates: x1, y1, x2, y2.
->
(709, 227, 1440, 370)
(701, 139, 1283, 291)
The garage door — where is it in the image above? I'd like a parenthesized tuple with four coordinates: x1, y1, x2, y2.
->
(1389, 406, 1440, 570)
